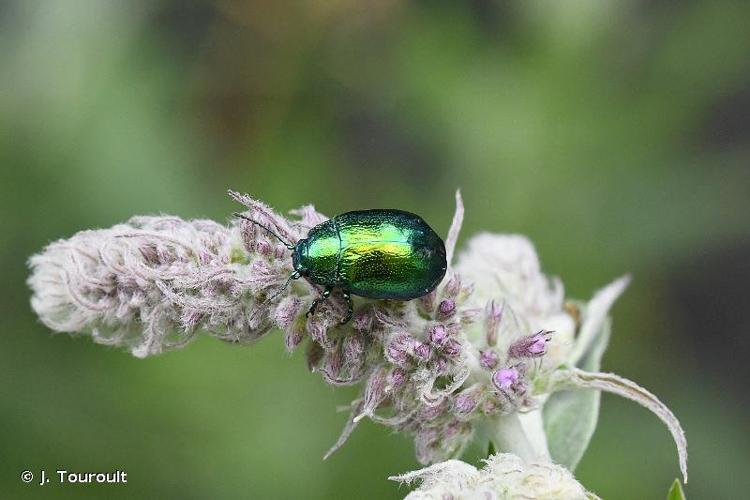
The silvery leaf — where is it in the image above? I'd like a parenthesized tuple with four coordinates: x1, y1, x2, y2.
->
(542, 318, 611, 470)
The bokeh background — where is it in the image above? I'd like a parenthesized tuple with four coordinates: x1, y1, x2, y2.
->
(2, 1, 749, 498)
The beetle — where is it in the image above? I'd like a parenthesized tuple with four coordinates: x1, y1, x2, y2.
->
(234, 209, 447, 324)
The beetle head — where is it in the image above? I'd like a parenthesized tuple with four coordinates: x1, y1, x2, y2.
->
(292, 239, 309, 276)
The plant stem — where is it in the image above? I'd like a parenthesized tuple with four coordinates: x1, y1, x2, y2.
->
(489, 413, 549, 462)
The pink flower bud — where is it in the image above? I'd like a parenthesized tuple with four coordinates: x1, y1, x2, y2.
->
(274, 296, 303, 331)
(413, 341, 431, 361)
(528, 337, 546, 355)
(429, 324, 449, 346)
(343, 334, 366, 372)
(385, 333, 413, 366)
(432, 357, 449, 375)
(454, 393, 478, 415)
(418, 402, 446, 421)
(492, 367, 519, 391)
(387, 367, 407, 388)
(353, 309, 374, 332)
(443, 338, 462, 358)
(444, 275, 461, 297)
(320, 349, 344, 383)
(307, 317, 335, 350)
(256, 240, 272, 255)
(508, 331, 551, 358)
(479, 350, 498, 369)
(418, 290, 437, 314)
(438, 299, 456, 319)
(484, 300, 503, 346)
(356, 366, 389, 422)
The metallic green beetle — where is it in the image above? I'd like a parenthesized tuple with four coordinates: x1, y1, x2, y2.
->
(235, 209, 447, 324)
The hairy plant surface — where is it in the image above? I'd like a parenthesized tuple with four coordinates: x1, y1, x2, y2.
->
(28, 190, 687, 498)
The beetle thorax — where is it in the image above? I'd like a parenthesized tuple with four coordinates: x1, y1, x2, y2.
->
(292, 239, 306, 273)
(295, 229, 340, 286)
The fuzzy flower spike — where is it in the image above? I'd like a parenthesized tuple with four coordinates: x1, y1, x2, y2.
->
(28, 190, 687, 497)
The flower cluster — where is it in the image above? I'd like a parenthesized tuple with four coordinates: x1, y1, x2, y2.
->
(390, 453, 599, 500)
(28, 190, 687, 490)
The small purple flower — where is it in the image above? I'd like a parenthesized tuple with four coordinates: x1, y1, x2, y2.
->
(355, 366, 389, 422)
(444, 275, 461, 297)
(386, 344, 409, 366)
(418, 402, 446, 421)
(454, 393, 478, 415)
(429, 324, 449, 346)
(352, 309, 374, 332)
(484, 300, 503, 346)
(509, 330, 551, 358)
(307, 317, 335, 350)
(274, 296, 303, 331)
(320, 349, 345, 384)
(418, 290, 437, 314)
(256, 240, 272, 255)
(343, 334, 366, 372)
(432, 357, 449, 375)
(492, 367, 519, 391)
(374, 308, 406, 328)
(413, 341, 431, 361)
(460, 308, 482, 324)
(443, 338, 462, 358)
(479, 350, 498, 369)
(528, 337, 546, 355)
(385, 333, 413, 366)
(387, 367, 407, 388)
(438, 299, 456, 317)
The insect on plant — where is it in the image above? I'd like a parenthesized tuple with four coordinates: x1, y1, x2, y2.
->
(27, 190, 689, 495)
(234, 209, 448, 324)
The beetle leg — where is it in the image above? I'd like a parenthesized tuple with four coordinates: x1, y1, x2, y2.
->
(307, 287, 332, 318)
(340, 290, 353, 325)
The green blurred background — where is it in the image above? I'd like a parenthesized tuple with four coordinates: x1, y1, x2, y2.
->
(2, 1, 749, 498)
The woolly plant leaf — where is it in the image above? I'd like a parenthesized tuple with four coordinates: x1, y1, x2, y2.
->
(542, 318, 611, 470)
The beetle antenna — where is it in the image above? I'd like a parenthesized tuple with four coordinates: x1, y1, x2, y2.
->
(247, 271, 300, 323)
(267, 270, 300, 302)
(233, 212, 295, 249)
